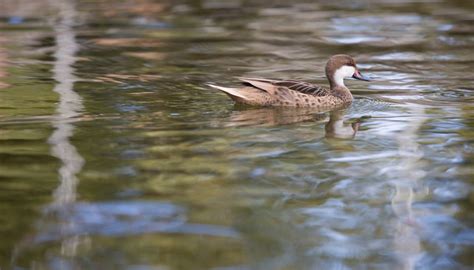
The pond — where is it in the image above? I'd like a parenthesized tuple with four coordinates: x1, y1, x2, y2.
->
(0, 0, 473, 269)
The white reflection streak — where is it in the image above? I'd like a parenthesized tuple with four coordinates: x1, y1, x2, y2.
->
(47, 0, 84, 255)
(391, 106, 427, 270)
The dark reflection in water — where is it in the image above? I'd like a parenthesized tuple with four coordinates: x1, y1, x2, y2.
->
(0, 0, 474, 269)
(224, 107, 363, 139)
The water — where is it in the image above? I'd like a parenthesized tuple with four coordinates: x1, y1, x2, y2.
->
(0, 0, 473, 269)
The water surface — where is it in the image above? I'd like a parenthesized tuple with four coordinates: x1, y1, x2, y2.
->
(0, 0, 473, 269)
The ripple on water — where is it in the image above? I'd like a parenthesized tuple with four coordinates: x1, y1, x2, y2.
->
(33, 201, 239, 243)
(300, 198, 391, 263)
(431, 180, 470, 202)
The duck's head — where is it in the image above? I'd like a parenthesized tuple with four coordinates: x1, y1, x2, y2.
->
(325, 54, 370, 88)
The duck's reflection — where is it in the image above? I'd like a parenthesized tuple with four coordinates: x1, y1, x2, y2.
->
(324, 110, 361, 139)
(225, 106, 362, 139)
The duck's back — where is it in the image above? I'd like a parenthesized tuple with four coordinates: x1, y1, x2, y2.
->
(240, 78, 330, 97)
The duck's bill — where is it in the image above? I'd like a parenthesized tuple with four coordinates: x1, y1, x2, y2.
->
(353, 70, 371, 81)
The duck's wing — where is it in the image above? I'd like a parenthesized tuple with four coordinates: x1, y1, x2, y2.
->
(238, 77, 329, 97)
(275, 80, 330, 96)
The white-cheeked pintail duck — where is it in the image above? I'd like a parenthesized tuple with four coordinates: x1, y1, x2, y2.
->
(208, 54, 370, 108)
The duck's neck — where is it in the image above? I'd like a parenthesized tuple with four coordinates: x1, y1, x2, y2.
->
(332, 86, 353, 102)
(327, 76, 352, 102)
(329, 74, 345, 89)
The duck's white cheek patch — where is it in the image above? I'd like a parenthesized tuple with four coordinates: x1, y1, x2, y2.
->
(333, 65, 355, 87)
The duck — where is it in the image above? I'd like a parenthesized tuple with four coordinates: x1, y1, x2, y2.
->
(208, 54, 370, 108)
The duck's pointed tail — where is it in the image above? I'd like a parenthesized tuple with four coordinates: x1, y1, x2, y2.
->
(207, 84, 249, 101)
(207, 83, 272, 106)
